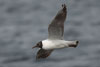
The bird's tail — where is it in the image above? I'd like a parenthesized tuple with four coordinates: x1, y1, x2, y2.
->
(68, 41, 79, 48)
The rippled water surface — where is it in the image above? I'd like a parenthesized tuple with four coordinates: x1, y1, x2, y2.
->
(0, 0, 100, 67)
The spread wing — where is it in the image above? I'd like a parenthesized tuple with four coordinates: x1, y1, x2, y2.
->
(36, 49, 53, 59)
(48, 4, 67, 39)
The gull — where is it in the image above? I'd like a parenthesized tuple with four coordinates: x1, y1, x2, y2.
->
(32, 4, 79, 59)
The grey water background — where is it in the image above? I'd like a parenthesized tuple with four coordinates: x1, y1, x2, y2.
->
(0, 0, 100, 67)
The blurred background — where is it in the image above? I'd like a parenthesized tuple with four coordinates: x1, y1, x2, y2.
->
(0, 0, 100, 67)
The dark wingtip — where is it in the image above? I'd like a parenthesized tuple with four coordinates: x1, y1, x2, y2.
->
(62, 4, 66, 11)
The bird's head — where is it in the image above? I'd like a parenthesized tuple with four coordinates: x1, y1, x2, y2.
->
(32, 41, 42, 49)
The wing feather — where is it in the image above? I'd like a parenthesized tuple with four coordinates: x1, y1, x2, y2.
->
(48, 4, 67, 39)
(36, 49, 53, 59)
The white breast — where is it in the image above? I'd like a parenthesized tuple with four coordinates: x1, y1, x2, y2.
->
(42, 39, 70, 50)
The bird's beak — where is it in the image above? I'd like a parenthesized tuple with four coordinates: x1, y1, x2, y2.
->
(32, 45, 37, 49)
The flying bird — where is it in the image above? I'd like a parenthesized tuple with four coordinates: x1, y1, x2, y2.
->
(32, 4, 79, 59)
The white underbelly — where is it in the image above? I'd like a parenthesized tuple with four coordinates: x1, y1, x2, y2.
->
(42, 39, 69, 50)
(44, 43, 66, 50)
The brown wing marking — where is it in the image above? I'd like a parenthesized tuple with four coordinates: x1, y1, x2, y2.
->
(36, 49, 53, 59)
